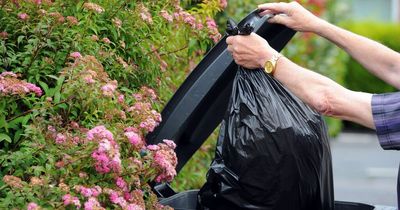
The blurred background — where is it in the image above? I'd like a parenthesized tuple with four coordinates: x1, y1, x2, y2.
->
(172, 0, 400, 206)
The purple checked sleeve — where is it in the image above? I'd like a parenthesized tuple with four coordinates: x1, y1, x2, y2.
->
(372, 92, 400, 150)
(371, 92, 400, 208)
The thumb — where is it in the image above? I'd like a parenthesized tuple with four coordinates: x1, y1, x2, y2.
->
(268, 14, 289, 25)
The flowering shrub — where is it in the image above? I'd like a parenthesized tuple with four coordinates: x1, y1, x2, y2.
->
(0, 0, 226, 209)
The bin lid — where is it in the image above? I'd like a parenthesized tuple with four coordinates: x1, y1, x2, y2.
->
(146, 10, 296, 172)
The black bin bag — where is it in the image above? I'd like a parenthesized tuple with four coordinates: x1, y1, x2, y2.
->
(198, 20, 334, 210)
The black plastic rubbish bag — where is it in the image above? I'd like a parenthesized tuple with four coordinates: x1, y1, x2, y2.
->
(198, 21, 334, 210)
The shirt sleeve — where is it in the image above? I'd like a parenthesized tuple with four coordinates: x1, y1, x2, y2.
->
(371, 92, 400, 150)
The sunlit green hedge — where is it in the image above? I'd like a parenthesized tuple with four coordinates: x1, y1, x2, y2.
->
(342, 22, 400, 94)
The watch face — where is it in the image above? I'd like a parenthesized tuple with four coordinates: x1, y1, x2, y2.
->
(265, 61, 273, 73)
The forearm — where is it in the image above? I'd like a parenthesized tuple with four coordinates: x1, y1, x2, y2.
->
(314, 20, 400, 89)
(274, 57, 374, 129)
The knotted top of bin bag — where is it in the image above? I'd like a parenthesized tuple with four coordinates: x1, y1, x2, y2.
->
(198, 20, 334, 210)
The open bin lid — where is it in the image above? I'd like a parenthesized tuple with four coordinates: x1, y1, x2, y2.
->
(146, 10, 296, 172)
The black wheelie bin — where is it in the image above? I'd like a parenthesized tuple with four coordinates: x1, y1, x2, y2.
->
(146, 10, 393, 210)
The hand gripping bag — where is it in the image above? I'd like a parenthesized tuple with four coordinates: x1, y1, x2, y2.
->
(198, 21, 334, 210)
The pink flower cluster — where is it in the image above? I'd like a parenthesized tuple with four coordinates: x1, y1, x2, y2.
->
(139, 4, 153, 24)
(55, 133, 67, 144)
(83, 2, 105, 13)
(0, 71, 42, 96)
(84, 197, 104, 210)
(18, 13, 29, 20)
(206, 17, 222, 43)
(160, 10, 173, 22)
(116, 177, 129, 191)
(76, 185, 102, 198)
(124, 131, 143, 148)
(83, 69, 97, 84)
(150, 139, 177, 182)
(27, 202, 39, 210)
(0, 31, 8, 39)
(101, 80, 117, 97)
(63, 194, 81, 208)
(88, 126, 122, 174)
(220, 0, 228, 9)
(173, 8, 203, 30)
(108, 189, 145, 210)
(70, 52, 82, 59)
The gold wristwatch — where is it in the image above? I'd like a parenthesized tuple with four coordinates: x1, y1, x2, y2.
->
(264, 53, 282, 75)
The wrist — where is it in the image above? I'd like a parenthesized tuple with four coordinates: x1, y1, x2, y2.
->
(313, 19, 331, 36)
(258, 46, 277, 69)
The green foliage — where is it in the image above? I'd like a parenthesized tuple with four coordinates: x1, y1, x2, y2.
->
(341, 21, 400, 93)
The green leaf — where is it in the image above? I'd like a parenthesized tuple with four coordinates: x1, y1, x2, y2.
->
(39, 81, 49, 95)
(0, 133, 11, 143)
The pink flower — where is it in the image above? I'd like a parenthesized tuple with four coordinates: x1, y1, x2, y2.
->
(80, 187, 93, 197)
(142, 86, 157, 100)
(101, 81, 117, 97)
(25, 83, 43, 96)
(83, 2, 105, 13)
(70, 121, 79, 129)
(1, 71, 17, 78)
(139, 118, 158, 132)
(206, 17, 217, 29)
(160, 10, 173, 22)
(84, 197, 103, 210)
(112, 18, 122, 28)
(102, 37, 111, 44)
(109, 191, 119, 204)
(126, 204, 143, 210)
(124, 131, 142, 146)
(139, 4, 153, 24)
(163, 139, 176, 149)
(27, 202, 39, 210)
(118, 94, 124, 103)
(84, 75, 95, 84)
(91, 35, 99, 41)
(34, 0, 42, 5)
(123, 191, 132, 201)
(67, 16, 78, 25)
(78, 186, 102, 197)
(55, 133, 67, 144)
(147, 145, 159, 151)
(18, 13, 29, 20)
(219, 0, 228, 9)
(132, 93, 143, 101)
(47, 125, 56, 132)
(62, 194, 81, 208)
(86, 125, 113, 141)
(116, 177, 128, 191)
(0, 31, 8, 39)
(70, 52, 82, 59)
(196, 23, 204, 30)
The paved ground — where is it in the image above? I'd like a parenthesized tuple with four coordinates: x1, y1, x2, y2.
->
(331, 132, 399, 206)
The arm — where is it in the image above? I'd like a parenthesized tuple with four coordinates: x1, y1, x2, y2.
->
(274, 56, 374, 129)
(258, 1, 400, 89)
(226, 33, 374, 129)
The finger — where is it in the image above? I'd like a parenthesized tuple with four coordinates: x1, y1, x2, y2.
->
(267, 14, 288, 25)
(258, 2, 289, 14)
(226, 36, 235, 45)
(259, 9, 275, 17)
(227, 45, 233, 53)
